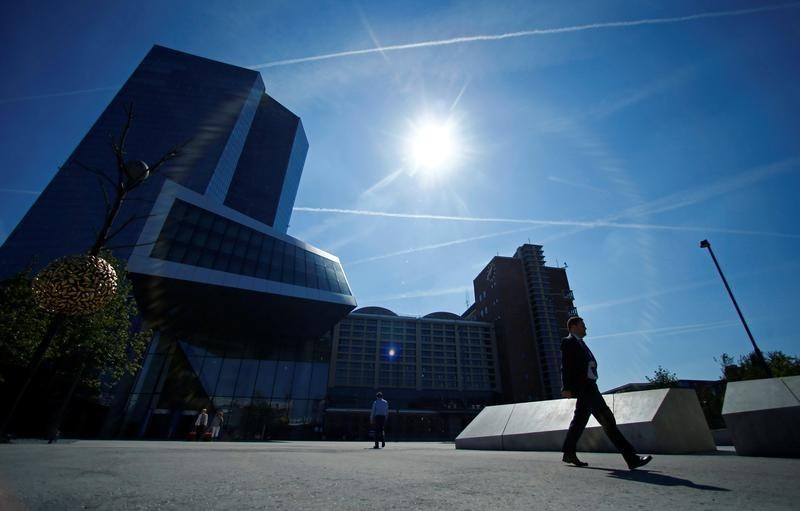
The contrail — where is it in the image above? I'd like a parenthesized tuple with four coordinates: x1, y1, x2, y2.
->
(346, 157, 799, 266)
(348, 226, 535, 265)
(590, 319, 739, 341)
(579, 279, 717, 313)
(543, 156, 800, 243)
(6, 3, 795, 104)
(292, 206, 800, 239)
(0, 86, 118, 105)
(365, 285, 471, 302)
(250, 2, 800, 69)
(580, 258, 800, 313)
(0, 188, 40, 195)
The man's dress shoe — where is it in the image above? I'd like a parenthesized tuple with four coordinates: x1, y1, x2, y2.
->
(626, 455, 653, 470)
(562, 453, 588, 467)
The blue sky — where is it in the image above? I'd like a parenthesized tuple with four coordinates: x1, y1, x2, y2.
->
(1, 1, 799, 391)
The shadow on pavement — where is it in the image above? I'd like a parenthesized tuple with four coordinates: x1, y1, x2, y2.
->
(587, 467, 731, 492)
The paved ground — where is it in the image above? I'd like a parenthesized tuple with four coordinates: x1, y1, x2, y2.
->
(1, 440, 799, 510)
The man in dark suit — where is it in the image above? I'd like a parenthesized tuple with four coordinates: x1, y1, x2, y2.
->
(561, 316, 653, 469)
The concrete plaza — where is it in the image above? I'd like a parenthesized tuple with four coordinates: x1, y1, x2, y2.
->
(1, 440, 798, 510)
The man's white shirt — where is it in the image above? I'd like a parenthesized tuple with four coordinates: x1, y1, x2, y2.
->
(371, 398, 389, 420)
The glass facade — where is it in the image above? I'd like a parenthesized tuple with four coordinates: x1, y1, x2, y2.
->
(0, 45, 307, 279)
(121, 332, 331, 440)
(332, 311, 499, 392)
(0, 45, 356, 440)
(225, 95, 308, 231)
(324, 310, 500, 441)
(150, 199, 351, 294)
(0, 46, 265, 278)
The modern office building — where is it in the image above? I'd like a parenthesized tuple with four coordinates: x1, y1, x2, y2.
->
(323, 307, 500, 441)
(0, 46, 356, 439)
(468, 244, 576, 403)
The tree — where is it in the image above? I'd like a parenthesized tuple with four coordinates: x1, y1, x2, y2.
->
(0, 265, 51, 385)
(0, 103, 184, 440)
(646, 365, 679, 388)
(719, 350, 800, 381)
(0, 253, 150, 439)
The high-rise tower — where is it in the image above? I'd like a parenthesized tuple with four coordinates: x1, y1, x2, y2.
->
(469, 244, 576, 402)
(0, 46, 356, 439)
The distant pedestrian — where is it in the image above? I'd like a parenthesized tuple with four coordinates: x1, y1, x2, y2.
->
(194, 408, 208, 440)
(561, 316, 653, 469)
(210, 410, 224, 440)
(370, 392, 389, 449)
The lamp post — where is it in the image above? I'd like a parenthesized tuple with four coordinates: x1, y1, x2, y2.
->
(699, 239, 773, 378)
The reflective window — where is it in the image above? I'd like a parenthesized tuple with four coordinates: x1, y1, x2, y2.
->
(290, 400, 312, 425)
(309, 363, 328, 399)
(136, 354, 165, 394)
(291, 362, 312, 399)
(215, 358, 241, 396)
(234, 360, 258, 397)
(253, 360, 276, 399)
(198, 357, 222, 395)
(150, 200, 351, 295)
(272, 362, 294, 400)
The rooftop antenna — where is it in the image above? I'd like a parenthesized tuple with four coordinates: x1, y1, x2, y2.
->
(465, 290, 470, 307)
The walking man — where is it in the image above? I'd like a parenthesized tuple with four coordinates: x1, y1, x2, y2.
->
(370, 392, 389, 449)
(561, 316, 653, 469)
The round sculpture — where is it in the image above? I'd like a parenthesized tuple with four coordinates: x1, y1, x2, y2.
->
(124, 160, 150, 184)
(31, 255, 119, 315)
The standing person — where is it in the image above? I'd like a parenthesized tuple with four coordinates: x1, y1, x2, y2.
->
(194, 408, 208, 441)
(210, 410, 224, 440)
(370, 392, 389, 449)
(561, 316, 653, 470)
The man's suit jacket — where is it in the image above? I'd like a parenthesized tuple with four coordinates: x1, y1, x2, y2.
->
(560, 334, 596, 396)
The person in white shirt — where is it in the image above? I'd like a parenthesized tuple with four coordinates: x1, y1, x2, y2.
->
(370, 392, 389, 449)
(194, 408, 208, 440)
(561, 316, 652, 469)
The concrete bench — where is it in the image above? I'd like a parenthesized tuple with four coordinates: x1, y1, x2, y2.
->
(722, 375, 800, 457)
(455, 388, 715, 454)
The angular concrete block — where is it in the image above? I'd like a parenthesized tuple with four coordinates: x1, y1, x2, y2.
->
(456, 388, 715, 454)
(722, 375, 800, 457)
(454, 404, 514, 450)
(501, 399, 580, 451)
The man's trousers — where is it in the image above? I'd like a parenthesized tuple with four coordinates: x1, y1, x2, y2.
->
(373, 415, 386, 447)
(562, 381, 636, 460)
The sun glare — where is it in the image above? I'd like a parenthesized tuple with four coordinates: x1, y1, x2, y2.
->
(408, 118, 458, 172)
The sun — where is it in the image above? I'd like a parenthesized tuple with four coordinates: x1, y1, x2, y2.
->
(407, 117, 459, 173)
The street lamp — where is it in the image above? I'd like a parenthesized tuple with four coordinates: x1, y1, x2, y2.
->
(699, 239, 773, 378)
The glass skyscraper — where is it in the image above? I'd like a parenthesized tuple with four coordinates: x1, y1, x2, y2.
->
(0, 46, 356, 439)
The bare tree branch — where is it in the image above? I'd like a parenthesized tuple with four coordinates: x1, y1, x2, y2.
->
(96, 177, 111, 217)
(102, 241, 156, 250)
(147, 138, 191, 176)
(111, 103, 135, 184)
(105, 213, 160, 243)
(73, 159, 116, 189)
(117, 197, 156, 205)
